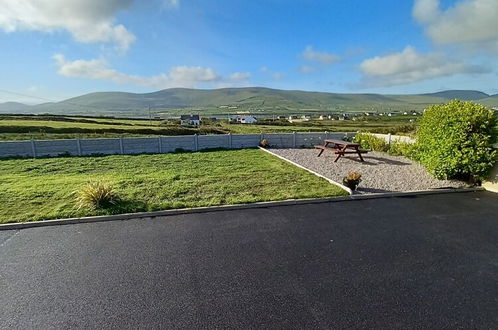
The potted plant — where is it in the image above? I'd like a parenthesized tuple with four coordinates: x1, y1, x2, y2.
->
(343, 172, 362, 191)
(259, 139, 270, 148)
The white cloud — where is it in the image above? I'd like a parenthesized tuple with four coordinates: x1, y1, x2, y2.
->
(229, 72, 251, 82)
(162, 0, 180, 9)
(301, 46, 340, 66)
(271, 72, 284, 80)
(299, 65, 315, 74)
(53, 54, 222, 88)
(413, 0, 498, 50)
(0, 0, 135, 51)
(259, 66, 284, 80)
(53, 54, 255, 89)
(359, 46, 488, 87)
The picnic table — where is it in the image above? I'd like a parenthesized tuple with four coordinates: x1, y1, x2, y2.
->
(315, 139, 368, 162)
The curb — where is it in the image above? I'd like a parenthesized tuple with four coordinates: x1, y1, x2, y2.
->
(0, 187, 483, 231)
(258, 146, 353, 194)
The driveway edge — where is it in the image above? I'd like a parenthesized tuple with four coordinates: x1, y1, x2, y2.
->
(0, 188, 483, 230)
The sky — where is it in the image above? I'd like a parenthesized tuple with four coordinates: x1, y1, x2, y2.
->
(0, 0, 498, 103)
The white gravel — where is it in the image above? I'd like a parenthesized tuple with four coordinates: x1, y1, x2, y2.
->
(268, 148, 467, 194)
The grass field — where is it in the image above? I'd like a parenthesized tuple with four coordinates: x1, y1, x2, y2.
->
(0, 149, 347, 223)
(0, 114, 417, 140)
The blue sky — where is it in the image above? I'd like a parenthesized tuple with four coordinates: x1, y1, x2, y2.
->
(1, 0, 497, 103)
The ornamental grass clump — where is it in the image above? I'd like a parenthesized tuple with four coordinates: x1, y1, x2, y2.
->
(75, 180, 120, 210)
(412, 100, 497, 182)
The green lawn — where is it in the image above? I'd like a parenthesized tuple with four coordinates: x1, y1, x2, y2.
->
(0, 149, 347, 223)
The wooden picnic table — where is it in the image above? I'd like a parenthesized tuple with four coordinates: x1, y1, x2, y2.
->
(315, 139, 368, 162)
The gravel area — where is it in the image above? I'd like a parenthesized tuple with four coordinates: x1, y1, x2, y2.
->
(268, 148, 467, 194)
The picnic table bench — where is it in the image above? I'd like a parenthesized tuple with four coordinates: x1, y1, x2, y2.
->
(315, 139, 369, 162)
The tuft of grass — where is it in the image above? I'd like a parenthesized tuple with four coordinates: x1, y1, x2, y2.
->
(75, 180, 120, 210)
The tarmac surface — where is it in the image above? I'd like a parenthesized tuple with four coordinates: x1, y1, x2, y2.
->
(1, 191, 498, 329)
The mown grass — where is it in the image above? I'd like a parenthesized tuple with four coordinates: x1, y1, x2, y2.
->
(0, 149, 347, 223)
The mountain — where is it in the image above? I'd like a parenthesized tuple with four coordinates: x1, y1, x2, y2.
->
(1, 88, 497, 117)
(0, 102, 32, 113)
(421, 90, 489, 100)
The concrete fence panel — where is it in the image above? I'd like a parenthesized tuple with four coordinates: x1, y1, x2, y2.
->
(80, 139, 121, 156)
(295, 133, 328, 147)
(123, 137, 160, 154)
(198, 135, 230, 150)
(263, 133, 294, 148)
(231, 134, 261, 149)
(0, 141, 33, 157)
(159, 135, 196, 152)
(0, 132, 356, 158)
(371, 133, 415, 145)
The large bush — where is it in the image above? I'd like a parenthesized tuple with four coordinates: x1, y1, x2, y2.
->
(412, 100, 497, 181)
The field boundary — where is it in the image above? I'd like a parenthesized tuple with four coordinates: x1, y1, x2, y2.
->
(0, 188, 483, 230)
(0, 132, 355, 158)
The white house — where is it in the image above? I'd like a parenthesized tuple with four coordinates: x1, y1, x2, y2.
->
(288, 115, 299, 122)
(230, 115, 257, 124)
(180, 115, 201, 126)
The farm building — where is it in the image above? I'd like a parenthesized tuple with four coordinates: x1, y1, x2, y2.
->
(180, 115, 201, 126)
(230, 115, 257, 124)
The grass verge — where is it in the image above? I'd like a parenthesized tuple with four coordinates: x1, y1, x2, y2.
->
(0, 149, 347, 223)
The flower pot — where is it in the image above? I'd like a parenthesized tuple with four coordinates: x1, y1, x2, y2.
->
(343, 178, 360, 191)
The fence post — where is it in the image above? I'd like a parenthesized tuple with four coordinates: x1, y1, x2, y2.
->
(293, 132, 297, 148)
(194, 134, 199, 152)
(388, 133, 392, 147)
(31, 140, 37, 158)
(158, 136, 162, 153)
(76, 139, 82, 156)
(228, 133, 232, 149)
(119, 138, 124, 154)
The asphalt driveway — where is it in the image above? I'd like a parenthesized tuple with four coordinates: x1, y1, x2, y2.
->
(1, 191, 498, 329)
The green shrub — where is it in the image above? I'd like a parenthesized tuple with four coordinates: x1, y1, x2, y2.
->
(388, 140, 414, 157)
(353, 133, 388, 152)
(75, 180, 120, 210)
(412, 100, 497, 181)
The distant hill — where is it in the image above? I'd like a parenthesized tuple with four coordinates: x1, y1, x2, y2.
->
(0, 102, 32, 112)
(1, 87, 497, 117)
(421, 90, 489, 100)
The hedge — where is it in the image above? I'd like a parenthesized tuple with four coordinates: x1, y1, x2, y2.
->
(412, 100, 497, 181)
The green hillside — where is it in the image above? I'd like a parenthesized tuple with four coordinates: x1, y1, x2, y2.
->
(1, 87, 497, 117)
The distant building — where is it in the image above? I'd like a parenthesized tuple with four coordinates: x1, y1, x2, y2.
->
(318, 114, 328, 120)
(288, 115, 299, 122)
(301, 115, 311, 121)
(180, 115, 201, 126)
(230, 115, 257, 124)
